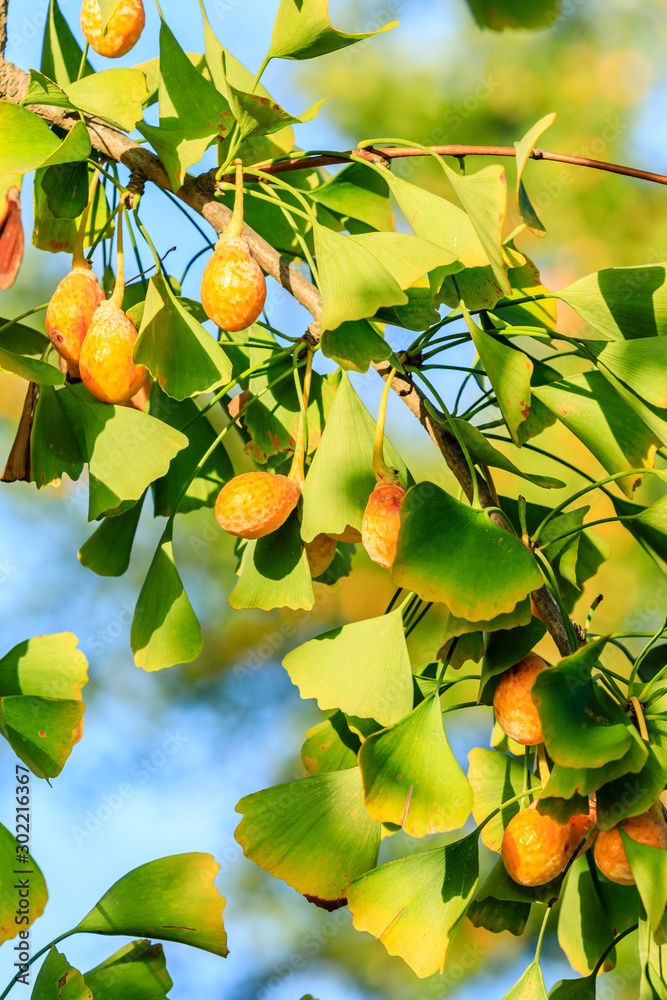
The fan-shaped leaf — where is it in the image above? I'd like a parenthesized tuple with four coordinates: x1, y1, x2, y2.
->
(621, 828, 667, 933)
(0, 104, 90, 176)
(76, 854, 227, 956)
(235, 768, 380, 909)
(301, 712, 360, 774)
(557, 263, 667, 341)
(230, 510, 314, 612)
(359, 693, 472, 836)
(31, 947, 91, 1000)
(392, 482, 542, 621)
(558, 856, 615, 975)
(79, 494, 145, 577)
(0, 346, 63, 385)
(347, 834, 479, 978)
(283, 608, 413, 727)
(0, 822, 47, 943)
(84, 940, 172, 1000)
(468, 747, 539, 852)
(515, 114, 556, 236)
(268, 0, 398, 60)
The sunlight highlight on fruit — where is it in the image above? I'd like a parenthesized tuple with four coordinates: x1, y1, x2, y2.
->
(80, 0, 145, 58)
(493, 652, 548, 745)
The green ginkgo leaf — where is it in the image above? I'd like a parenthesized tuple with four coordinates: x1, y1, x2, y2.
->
(136, 275, 231, 400)
(235, 768, 380, 909)
(534, 371, 660, 499)
(462, 307, 533, 445)
(595, 337, 667, 408)
(0, 103, 90, 176)
(558, 856, 615, 976)
(229, 510, 314, 612)
(301, 712, 361, 774)
(0, 632, 87, 702)
(451, 419, 564, 489)
(532, 640, 633, 768)
(0, 695, 84, 778)
(0, 345, 64, 385)
(268, 0, 398, 61)
(392, 482, 542, 621)
(0, 822, 48, 943)
(300, 370, 409, 542)
(283, 609, 413, 727)
(320, 319, 393, 373)
(514, 113, 557, 236)
(465, 0, 562, 30)
(131, 523, 202, 672)
(76, 854, 228, 956)
(314, 223, 458, 333)
(41, 0, 93, 86)
(346, 834, 479, 978)
(621, 827, 667, 933)
(221, 52, 324, 141)
(501, 962, 548, 1000)
(556, 262, 667, 340)
(468, 747, 539, 852)
(444, 163, 511, 295)
(84, 940, 172, 1000)
(597, 745, 667, 830)
(358, 693, 472, 836)
(79, 495, 145, 577)
(31, 947, 91, 1000)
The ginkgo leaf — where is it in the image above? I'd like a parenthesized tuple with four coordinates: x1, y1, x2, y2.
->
(76, 854, 228, 956)
(0, 822, 47, 942)
(347, 834, 479, 978)
(283, 609, 413, 727)
(268, 0, 398, 61)
(358, 693, 472, 836)
(31, 947, 91, 1000)
(468, 747, 539, 852)
(392, 482, 542, 621)
(235, 768, 380, 909)
(514, 113, 556, 235)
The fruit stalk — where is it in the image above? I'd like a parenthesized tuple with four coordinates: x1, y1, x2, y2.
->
(226, 159, 245, 241)
(110, 193, 128, 309)
(288, 348, 314, 488)
(372, 366, 400, 484)
(72, 168, 100, 270)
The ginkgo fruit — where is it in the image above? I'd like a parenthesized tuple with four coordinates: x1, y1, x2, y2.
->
(79, 196, 147, 404)
(305, 533, 337, 578)
(46, 172, 105, 378)
(216, 350, 313, 540)
(493, 652, 548, 745)
(594, 806, 667, 885)
(502, 803, 572, 886)
(201, 161, 266, 332)
(80, 0, 145, 58)
(361, 368, 405, 570)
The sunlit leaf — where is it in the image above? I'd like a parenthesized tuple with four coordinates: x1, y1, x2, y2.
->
(392, 482, 542, 621)
(541, 726, 648, 802)
(268, 0, 398, 60)
(24, 68, 147, 132)
(468, 747, 539, 852)
(300, 370, 409, 542)
(311, 162, 394, 233)
(514, 113, 556, 235)
(229, 510, 314, 612)
(83, 939, 172, 1000)
(41, 0, 93, 86)
(595, 338, 667, 408)
(557, 263, 667, 341)
(0, 695, 84, 778)
(597, 745, 667, 830)
(465, 0, 562, 30)
(283, 608, 413, 727)
(445, 163, 510, 294)
(221, 53, 324, 141)
(558, 856, 615, 975)
(137, 19, 231, 191)
(314, 223, 458, 333)
(359, 693, 472, 836)
(131, 523, 202, 672)
(31, 947, 91, 1000)
(31, 385, 84, 489)
(0, 632, 87, 702)
(0, 345, 63, 385)
(0, 821, 47, 942)
(501, 962, 547, 1000)
(136, 275, 231, 399)
(235, 768, 380, 909)
(532, 640, 633, 768)
(320, 319, 393, 373)
(62, 384, 188, 521)
(33, 163, 112, 256)
(0, 104, 90, 176)
(534, 371, 659, 499)
(76, 853, 228, 956)
(301, 712, 360, 774)
(462, 309, 533, 445)
(347, 834, 479, 978)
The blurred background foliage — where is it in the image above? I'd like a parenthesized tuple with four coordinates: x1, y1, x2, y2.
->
(1, 0, 666, 997)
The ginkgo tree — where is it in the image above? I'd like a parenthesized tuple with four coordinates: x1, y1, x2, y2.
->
(1, 0, 667, 997)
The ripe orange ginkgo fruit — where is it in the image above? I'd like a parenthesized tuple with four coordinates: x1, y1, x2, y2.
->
(361, 368, 406, 570)
(45, 172, 105, 378)
(216, 350, 313, 540)
(201, 160, 266, 332)
(594, 805, 667, 884)
(79, 196, 147, 405)
(502, 802, 572, 886)
(80, 0, 145, 58)
(493, 652, 548, 745)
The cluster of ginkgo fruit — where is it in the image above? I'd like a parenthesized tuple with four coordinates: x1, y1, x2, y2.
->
(493, 654, 667, 887)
